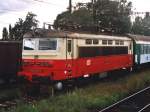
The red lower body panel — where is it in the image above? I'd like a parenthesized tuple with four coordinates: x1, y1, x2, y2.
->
(18, 54, 133, 82)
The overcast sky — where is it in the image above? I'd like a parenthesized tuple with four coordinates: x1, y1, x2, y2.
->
(0, 0, 150, 38)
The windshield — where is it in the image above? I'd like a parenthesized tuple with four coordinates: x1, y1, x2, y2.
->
(39, 39, 57, 50)
(24, 39, 36, 50)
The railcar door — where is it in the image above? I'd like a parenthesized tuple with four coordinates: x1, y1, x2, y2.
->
(66, 38, 74, 79)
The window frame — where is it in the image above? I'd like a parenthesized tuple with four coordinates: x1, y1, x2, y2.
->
(120, 40, 124, 45)
(93, 39, 99, 45)
(23, 38, 37, 51)
(38, 38, 58, 51)
(85, 39, 92, 45)
(102, 40, 107, 45)
(108, 40, 113, 45)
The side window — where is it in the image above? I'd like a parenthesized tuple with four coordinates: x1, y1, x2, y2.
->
(143, 45, 146, 54)
(115, 40, 119, 45)
(141, 45, 144, 54)
(102, 40, 107, 45)
(146, 45, 148, 54)
(144, 45, 146, 54)
(67, 40, 72, 52)
(93, 39, 99, 44)
(108, 40, 113, 45)
(145, 45, 147, 54)
(149, 45, 150, 54)
(86, 39, 92, 44)
(120, 40, 124, 45)
(115, 40, 124, 45)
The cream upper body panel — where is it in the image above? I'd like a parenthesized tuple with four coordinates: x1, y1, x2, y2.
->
(22, 32, 133, 60)
(23, 38, 67, 60)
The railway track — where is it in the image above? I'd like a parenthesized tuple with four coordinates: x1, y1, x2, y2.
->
(0, 100, 17, 109)
(138, 104, 150, 112)
(98, 86, 150, 112)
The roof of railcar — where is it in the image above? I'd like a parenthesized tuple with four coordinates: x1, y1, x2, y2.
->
(127, 34, 150, 44)
(23, 30, 131, 41)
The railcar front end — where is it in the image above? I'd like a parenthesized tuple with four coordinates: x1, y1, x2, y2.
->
(18, 37, 71, 83)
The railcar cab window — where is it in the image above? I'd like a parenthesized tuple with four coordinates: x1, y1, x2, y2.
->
(24, 38, 36, 50)
(39, 39, 57, 50)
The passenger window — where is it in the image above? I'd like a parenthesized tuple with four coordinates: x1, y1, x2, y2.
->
(93, 39, 99, 44)
(141, 45, 144, 54)
(67, 40, 72, 52)
(145, 45, 148, 54)
(147, 45, 149, 54)
(144, 45, 146, 54)
(86, 39, 92, 44)
(120, 41, 124, 45)
(146, 45, 148, 54)
(108, 40, 113, 45)
(102, 40, 107, 45)
(115, 40, 119, 45)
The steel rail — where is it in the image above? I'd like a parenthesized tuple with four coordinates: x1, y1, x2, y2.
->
(99, 86, 150, 112)
(138, 104, 150, 112)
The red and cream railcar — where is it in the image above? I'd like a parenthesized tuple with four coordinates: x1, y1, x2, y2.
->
(18, 31, 133, 84)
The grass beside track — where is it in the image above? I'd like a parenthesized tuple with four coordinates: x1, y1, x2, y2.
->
(2, 70, 150, 112)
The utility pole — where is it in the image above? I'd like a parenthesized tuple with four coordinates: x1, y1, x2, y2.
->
(69, 0, 72, 13)
(92, 0, 97, 32)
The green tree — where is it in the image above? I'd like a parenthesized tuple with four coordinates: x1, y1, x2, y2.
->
(9, 24, 13, 40)
(12, 18, 24, 40)
(23, 12, 38, 33)
(2, 27, 8, 40)
(54, 11, 72, 30)
(132, 16, 144, 35)
(54, 0, 132, 34)
(95, 0, 132, 33)
(142, 12, 150, 36)
(54, 7, 94, 31)
(12, 12, 38, 40)
(132, 12, 150, 36)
